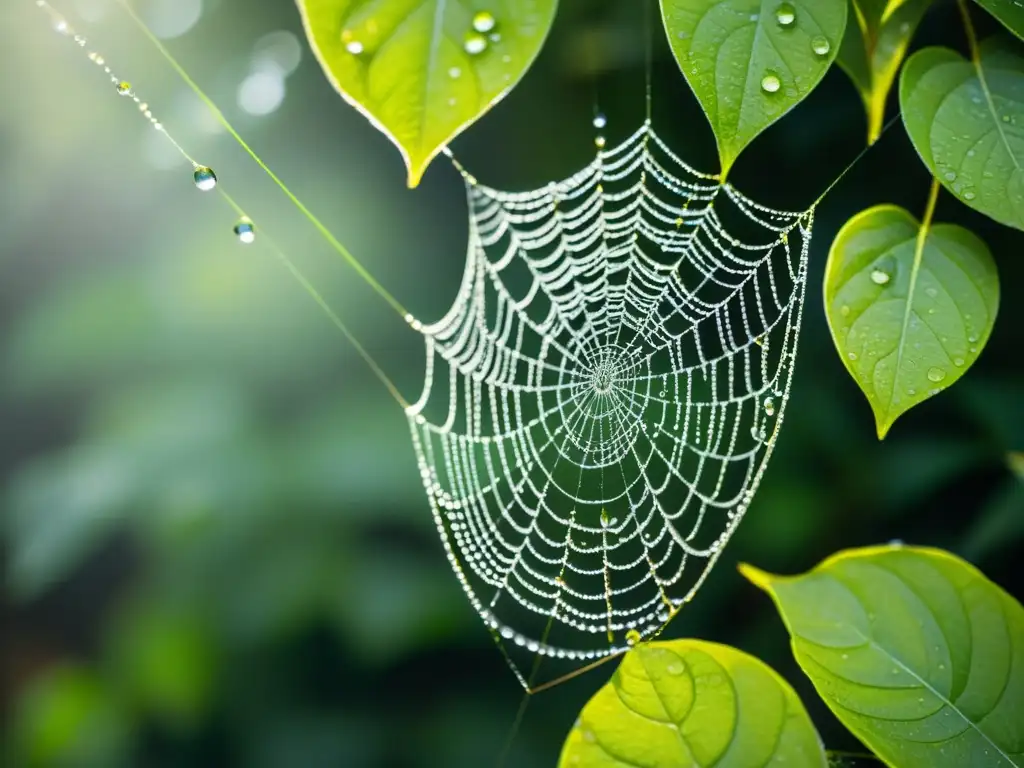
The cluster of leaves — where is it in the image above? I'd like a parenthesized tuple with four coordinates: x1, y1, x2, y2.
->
(293, 1, 1024, 766)
(559, 545, 1024, 767)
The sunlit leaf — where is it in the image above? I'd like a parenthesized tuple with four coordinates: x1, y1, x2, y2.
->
(973, 0, 1024, 40)
(824, 204, 999, 438)
(901, 38, 1024, 230)
(296, 0, 558, 187)
(837, 0, 931, 143)
(558, 639, 827, 768)
(661, 0, 847, 177)
(742, 545, 1024, 768)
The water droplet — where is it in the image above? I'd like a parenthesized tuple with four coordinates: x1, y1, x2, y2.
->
(626, 629, 641, 646)
(811, 35, 831, 56)
(927, 367, 946, 383)
(593, 113, 607, 129)
(595, 135, 606, 149)
(193, 166, 217, 191)
(667, 663, 684, 676)
(848, 351, 858, 361)
(760, 72, 781, 93)
(464, 32, 488, 55)
(953, 357, 964, 367)
(115, 81, 132, 96)
(600, 509, 610, 527)
(870, 268, 891, 285)
(448, 66, 461, 78)
(964, 190, 976, 201)
(764, 397, 775, 416)
(472, 11, 497, 33)
(840, 304, 850, 317)
(345, 40, 364, 55)
(944, 171, 957, 181)
(775, 3, 796, 27)
(234, 219, 256, 244)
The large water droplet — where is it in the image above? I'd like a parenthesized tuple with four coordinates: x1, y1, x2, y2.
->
(775, 2, 796, 26)
(625, 629, 641, 646)
(760, 71, 781, 93)
(234, 219, 256, 244)
(193, 166, 217, 191)
(472, 11, 497, 33)
(927, 366, 947, 383)
(870, 268, 891, 285)
(811, 35, 831, 56)
(764, 397, 776, 416)
(593, 113, 607, 129)
(464, 31, 488, 55)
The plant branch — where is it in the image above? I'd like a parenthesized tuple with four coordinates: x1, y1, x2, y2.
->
(957, 0, 982, 62)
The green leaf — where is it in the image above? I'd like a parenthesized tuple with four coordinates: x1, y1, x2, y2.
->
(824, 203, 999, 439)
(296, 0, 558, 187)
(1011, 451, 1024, 481)
(837, 0, 931, 143)
(558, 639, 827, 768)
(660, 0, 847, 177)
(741, 545, 1024, 768)
(973, 1, 1024, 40)
(900, 38, 1024, 230)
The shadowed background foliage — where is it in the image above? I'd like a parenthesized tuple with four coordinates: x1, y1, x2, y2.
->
(1, 0, 1022, 766)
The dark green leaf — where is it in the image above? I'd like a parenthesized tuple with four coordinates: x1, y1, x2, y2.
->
(901, 38, 1024, 230)
(660, 0, 847, 177)
(296, 0, 558, 187)
(973, 1, 1024, 40)
(824, 204, 999, 438)
(743, 545, 1024, 768)
(558, 639, 827, 767)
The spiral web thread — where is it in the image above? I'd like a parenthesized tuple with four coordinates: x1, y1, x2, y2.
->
(407, 122, 814, 688)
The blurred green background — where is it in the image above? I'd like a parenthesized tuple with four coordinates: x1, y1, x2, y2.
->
(1, 0, 1022, 766)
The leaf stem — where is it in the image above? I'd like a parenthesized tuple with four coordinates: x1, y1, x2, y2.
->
(920, 175, 942, 235)
(956, 0, 981, 63)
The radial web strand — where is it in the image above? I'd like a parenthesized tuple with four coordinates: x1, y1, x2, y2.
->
(406, 122, 814, 688)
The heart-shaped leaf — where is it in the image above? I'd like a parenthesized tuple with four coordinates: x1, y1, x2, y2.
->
(824, 203, 999, 439)
(901, 38, 1024, 230)
(558, 639, 827, 767)
(973, 1, 1024, 40)
(660, 0, 848, 177)
(742, 545, 1024, 768)
(837, 0, 931, 143)
(296, 0, 558, 187)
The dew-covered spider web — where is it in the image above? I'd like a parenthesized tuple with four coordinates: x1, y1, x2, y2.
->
(407, 122, 813, 688)
(33, 0, 827, 694)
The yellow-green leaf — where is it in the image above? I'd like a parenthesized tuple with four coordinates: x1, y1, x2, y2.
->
(660, 0, 847, 178)
(824, 204, 999, 439)
(558, 640, 827, 768)
(296, 0, 558, 187)
(837, 0, 931, 143)
(742, 545, 1024, 768)
(900, 38, 1024, 230)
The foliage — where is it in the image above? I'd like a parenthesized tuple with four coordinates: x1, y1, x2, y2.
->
(823, 201, 999, 438)
(559, 640, 826, 767)
(296, 0, 558, 187)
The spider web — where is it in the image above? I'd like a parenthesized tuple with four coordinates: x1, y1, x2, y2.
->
(406, 121, 814, 688)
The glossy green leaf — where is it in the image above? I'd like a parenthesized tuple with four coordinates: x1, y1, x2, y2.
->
(824, 204, 999, 439)
(558, 639, 827, 768)
(660, 0, 847, 177)
(837, 0, 931, 143)
(742, 545, 1024, 768)
(296, 0, 558, 187)
(901, 38, 1024, 230)
(973, 1, 1024, 40)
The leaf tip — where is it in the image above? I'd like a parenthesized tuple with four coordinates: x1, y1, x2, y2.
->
(738, 562, 777, 592)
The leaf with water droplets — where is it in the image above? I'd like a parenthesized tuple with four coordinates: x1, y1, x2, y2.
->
(296, 0, 557, 187)
(660, 0, 848, 177)
(901, 37, 1024, 230)
(973, 1, 1024, 40)
(558, 640, 827, 768)
(837, 0, 931, 144)
(824, 205, 999, 439)
(742, 545, 1024, 768)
